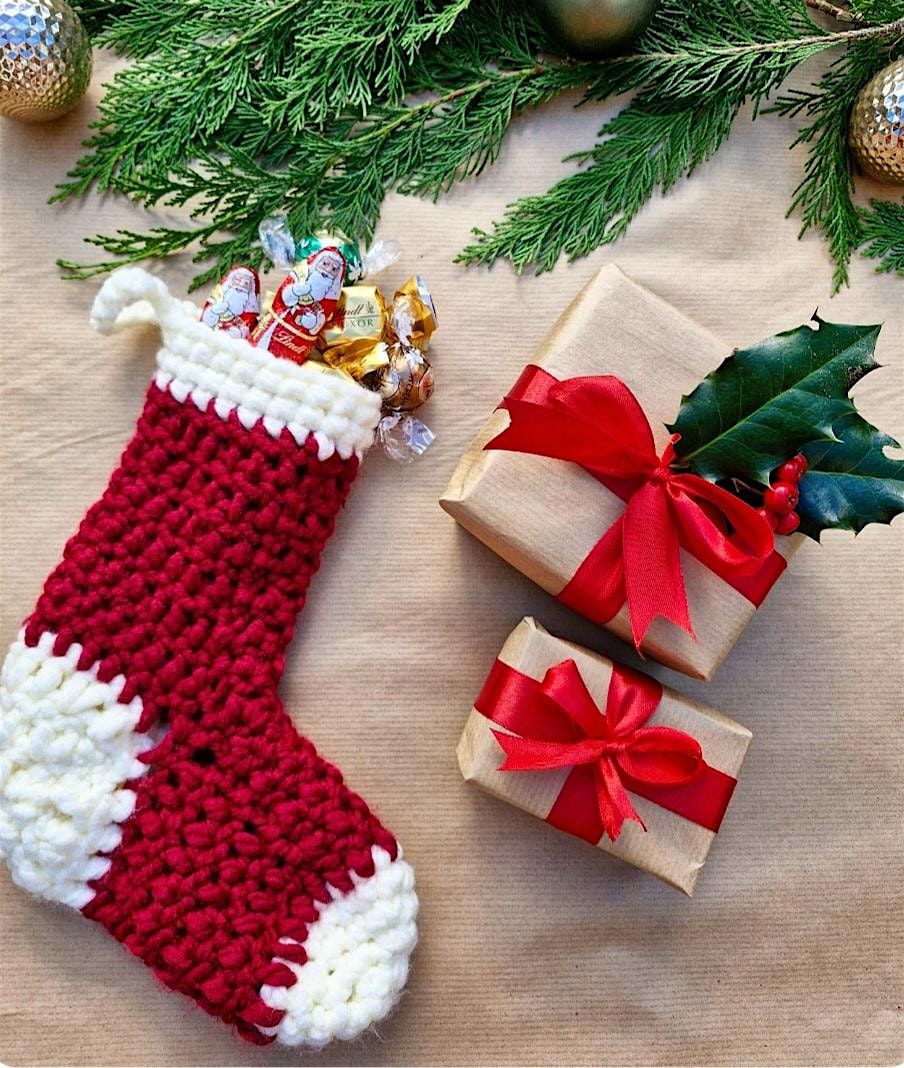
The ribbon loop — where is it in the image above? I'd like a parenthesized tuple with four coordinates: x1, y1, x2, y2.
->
(486, 366, 776, 649)
(491, 658, 706, 842)
(614, 726, 703, 784)
(473, 657, 740, 843)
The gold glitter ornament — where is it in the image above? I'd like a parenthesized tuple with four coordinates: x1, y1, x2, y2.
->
(1, 0, 91, 122)
(849, 59, 904, 186)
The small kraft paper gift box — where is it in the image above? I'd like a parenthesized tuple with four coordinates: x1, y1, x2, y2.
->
(458, 618, 752, 895)
(440, 265, 803, 680)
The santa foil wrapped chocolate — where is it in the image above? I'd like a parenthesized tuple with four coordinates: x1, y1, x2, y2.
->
(200, 266, 261, 339)
(251, 232, 362, 363)
(440, 266, 803, 680)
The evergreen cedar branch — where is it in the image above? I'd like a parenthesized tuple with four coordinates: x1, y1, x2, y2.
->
(63, 0, 904, 291)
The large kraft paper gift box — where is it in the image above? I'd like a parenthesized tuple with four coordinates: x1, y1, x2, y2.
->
(440, 265, 803, 680)
(458, 618, 752, 895)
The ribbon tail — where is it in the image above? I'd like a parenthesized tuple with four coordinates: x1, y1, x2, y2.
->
(596, 758, 645, 842)
(622, 482, 692, 649)
(492, 731, 608, 772)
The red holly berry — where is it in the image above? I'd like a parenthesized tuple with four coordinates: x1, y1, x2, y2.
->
(763, 481, 799, 514)
(775, 453, 809, 483)
(774, 453, 809, 484)
(775, 510, 801, 535)
(756, 507, 778, 530)
(776, 460, 802, 484)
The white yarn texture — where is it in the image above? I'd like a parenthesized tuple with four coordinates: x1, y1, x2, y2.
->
(259, 845, 418, 1047)
(0, 632, 153, 909)
(91, 267, 383, 460)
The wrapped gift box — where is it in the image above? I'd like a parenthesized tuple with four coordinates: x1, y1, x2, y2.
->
(440, 265, 803, 680)
(457, 617, 753, 895)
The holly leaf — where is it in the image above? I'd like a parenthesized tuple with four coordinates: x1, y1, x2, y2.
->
(796, 411, 904, 540)
(668, 318, 883, 486)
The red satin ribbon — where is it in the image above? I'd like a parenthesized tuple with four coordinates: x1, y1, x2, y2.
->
(475, 657, 737, 843)
(485, 366, 783, 649)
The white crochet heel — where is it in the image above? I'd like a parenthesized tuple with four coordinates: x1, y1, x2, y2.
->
(0, 631, 153, 910)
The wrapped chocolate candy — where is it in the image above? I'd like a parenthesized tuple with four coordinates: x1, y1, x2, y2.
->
(374, 275, 437, 421)
(376, 345, 434, 411)
(255, 215, 439, 462)
(372, 276, 438, 462)
(390, 275, 437, 351)
(250, 232, 362, 364)
(295, 231, 363, 283)
(321, 274, 439, 461)
(199, 266, 261, 339)
(259, 213, 398, 280)
(318, 275, 437, 382)
(318, 284, 392, 379)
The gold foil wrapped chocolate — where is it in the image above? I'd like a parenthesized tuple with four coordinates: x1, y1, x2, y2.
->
(316, 275, 437, 392)
(391, 275, 437, 350)
(376, 345, 434, 411)
(318, 285, 392, 378)
(314, 271, 438, 461)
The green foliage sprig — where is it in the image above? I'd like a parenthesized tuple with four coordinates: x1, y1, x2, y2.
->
(858, 197, 904, 272)
(668, 317, 904, 539)
(63, 0, 904, 290)
(770, 35, 898, 289)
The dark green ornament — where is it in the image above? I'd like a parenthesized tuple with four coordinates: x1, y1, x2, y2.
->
(533, 0, 659, 58)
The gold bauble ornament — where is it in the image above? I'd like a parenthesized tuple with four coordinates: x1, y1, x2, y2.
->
(533, 0, 660, 58)
(1, 0, 91, 122)
(849, 59, 904, 186)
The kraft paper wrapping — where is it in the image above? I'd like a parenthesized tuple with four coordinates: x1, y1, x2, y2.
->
(458, 618, 752, 896)
(440, 265, 804, 680)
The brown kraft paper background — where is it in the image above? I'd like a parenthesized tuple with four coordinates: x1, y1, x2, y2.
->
(0, 49, 902, 1068)
(457, 617, 753, 895)
(441, 263, 804, 681)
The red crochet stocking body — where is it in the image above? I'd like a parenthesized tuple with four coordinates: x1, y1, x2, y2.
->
(22, 384, 396, 1042)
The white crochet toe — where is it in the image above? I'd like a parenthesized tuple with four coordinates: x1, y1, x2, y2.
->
(257, 845, 418, 1048)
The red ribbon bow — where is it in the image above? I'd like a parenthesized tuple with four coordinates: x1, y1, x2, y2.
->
(486, 369, 776, 649)
(491, 659, 707, 842)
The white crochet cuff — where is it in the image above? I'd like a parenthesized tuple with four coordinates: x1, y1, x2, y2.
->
(91, 267, 382, 461)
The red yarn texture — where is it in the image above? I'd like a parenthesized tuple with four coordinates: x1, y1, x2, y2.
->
(23, 384, 397, 1043)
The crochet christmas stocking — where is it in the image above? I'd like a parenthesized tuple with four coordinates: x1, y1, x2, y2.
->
(0, 269, 418, 1048)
